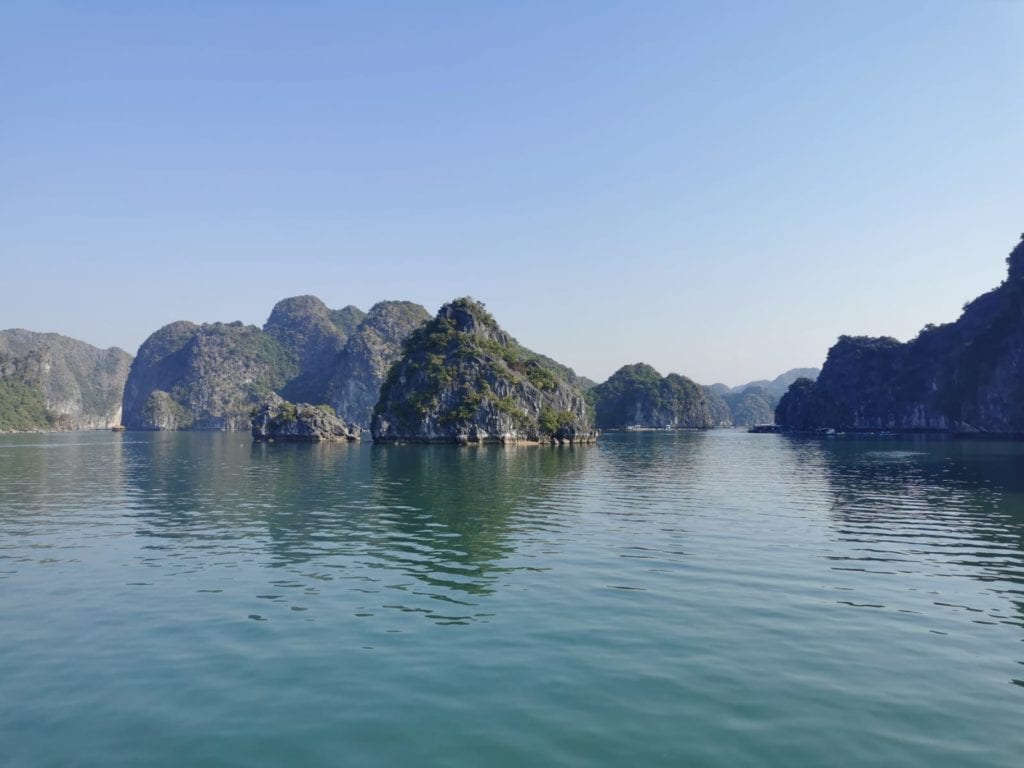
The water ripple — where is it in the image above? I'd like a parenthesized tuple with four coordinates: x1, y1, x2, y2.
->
(0, 430, 1022, 766)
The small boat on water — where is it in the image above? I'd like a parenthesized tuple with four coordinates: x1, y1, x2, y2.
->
(111, 425, 126, 432)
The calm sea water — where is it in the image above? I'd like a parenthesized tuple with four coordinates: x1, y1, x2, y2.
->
(1, 430, 1022, 767)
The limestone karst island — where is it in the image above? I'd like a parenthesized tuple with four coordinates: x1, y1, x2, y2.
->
(3, 234, 1024, 440)
(5, 2, 1024, 765)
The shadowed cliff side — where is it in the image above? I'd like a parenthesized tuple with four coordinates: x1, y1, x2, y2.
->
(263, 295, 358, 405)
(327, 301, 432, 427)
(777, 235, 1024, 434)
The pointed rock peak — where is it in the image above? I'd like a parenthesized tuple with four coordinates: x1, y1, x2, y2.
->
(436, 297, 506, 340)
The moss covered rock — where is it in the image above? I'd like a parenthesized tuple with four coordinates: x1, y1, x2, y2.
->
(371, 298, 596, 445)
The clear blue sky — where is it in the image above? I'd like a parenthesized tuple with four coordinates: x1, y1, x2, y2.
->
(2, 1, 1022, 386)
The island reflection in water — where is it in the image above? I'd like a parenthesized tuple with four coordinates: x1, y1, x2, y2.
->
(124, 434, 589, 623)
(2, 430, 1023, 767)
(801, 436, 1024, 629)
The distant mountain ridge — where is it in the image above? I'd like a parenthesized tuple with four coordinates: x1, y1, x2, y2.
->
(694, 368, 819, 427)
(0, 330, 132, 431)
(727, 368, 820, 397)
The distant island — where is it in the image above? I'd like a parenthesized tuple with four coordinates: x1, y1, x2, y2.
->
(26, 233, 1024, 441)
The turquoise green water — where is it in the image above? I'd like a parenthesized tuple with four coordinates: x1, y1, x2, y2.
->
(1, 430, 1022, 767)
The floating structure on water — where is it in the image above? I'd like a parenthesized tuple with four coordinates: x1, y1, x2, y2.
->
(748, 424, 783, 434)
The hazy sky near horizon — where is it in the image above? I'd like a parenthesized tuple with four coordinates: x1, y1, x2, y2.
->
(2, 1, 1022, 386)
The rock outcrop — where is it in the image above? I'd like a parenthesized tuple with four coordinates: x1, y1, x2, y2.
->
(592, 363, 715, 429)
(251, 396, 360, 442)
(122, 297, 428, 432)
(122, 321, 294, 431)
(327, 301, 432, 427)
(0, 330, 132, 431)
(371, 298, 597, 444)
(776, 235, 1024, 434)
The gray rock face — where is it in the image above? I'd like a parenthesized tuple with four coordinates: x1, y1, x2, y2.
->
(264, 295, 349, 404)
(251, 397, 359, 442)
(371, 298, 597, 445)
(776, 235, 1024, 434)
(122, 321, 294, 431)
(327, 301, 432, 427)
(0, 330, 132, 431)
(122, 296, 429, 432)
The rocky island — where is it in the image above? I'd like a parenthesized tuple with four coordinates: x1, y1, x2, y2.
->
(371, 298, 597, 445)
(591, 363, 717, 429)
(776, 235, 1024, 435)
(122, 320, 294, 431)
(0, 330, 132, 431)
(251, 396, 360, 442)
(122, 296, 430, 431)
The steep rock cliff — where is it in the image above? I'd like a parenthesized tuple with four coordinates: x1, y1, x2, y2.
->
(592, 363, 714, 429)
(122, 321, 294, 430)
(371, 298, 596, 444)
(327, 301, 431, 426)
(0, 330, 132, 430)
(776, 235, 1024, 434)
(264, 295, 348, 403)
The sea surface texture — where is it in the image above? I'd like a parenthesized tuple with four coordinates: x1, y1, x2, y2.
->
(1, 431, 1022, 767)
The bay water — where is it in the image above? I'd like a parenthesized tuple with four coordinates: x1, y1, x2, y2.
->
(1, 430, 1022, 767)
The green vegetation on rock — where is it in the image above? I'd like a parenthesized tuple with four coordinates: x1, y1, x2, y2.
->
(722, 385, 779, 426)
(372, 297, 596, 444)
(0, 375, 52, 430)
(592, 363, 714, 429)
(0, 330, 132, 431)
